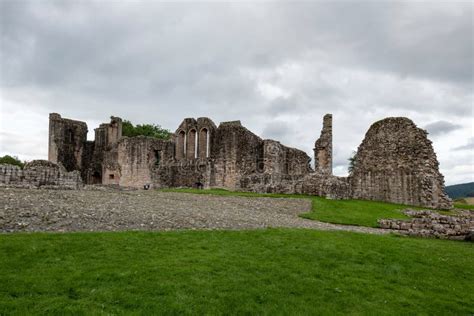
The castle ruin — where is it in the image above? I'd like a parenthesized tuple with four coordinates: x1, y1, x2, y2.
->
(46, 113, 453, 209)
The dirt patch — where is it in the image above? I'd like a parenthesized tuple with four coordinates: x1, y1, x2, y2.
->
(1, 188, 389, 235)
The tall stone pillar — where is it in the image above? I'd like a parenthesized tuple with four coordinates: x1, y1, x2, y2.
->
(314, 114, 333, 175)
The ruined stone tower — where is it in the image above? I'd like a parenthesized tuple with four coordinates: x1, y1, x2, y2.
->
(314, 114, 332, 175)
(351, 117, 452, 209)
(48, 113, 88, 172)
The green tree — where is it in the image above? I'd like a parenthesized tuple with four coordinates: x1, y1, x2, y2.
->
(0, 155, 25, 168)
(348, 151, 357, 175)
(122, 120, 171, 140)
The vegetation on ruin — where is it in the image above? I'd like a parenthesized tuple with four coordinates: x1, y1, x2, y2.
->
(0, 155, 24, 168)
(122, 120, 171, 140)
(347, 150, 357, 174)
(161, 188, 413, 227)
(0, 229, 472, 315)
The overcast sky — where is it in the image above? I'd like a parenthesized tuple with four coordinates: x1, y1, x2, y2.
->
(0, 1, 472, 185)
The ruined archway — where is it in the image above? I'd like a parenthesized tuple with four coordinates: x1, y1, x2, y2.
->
(187, 129, 197, 159)
(176, 130, 186, 159)
(199, 128, 209, 159)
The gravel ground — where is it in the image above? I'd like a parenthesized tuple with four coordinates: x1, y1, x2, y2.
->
(0, 188, 390, 234)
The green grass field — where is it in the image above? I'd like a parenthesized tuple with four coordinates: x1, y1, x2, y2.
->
(161, 188, 414, 227)
(0, 229, 472, 315)
(454, 202, 474, 210)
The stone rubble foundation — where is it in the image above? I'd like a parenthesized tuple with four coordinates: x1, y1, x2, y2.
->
(378, 209, 474, 240)
(0, 160, 82, 190)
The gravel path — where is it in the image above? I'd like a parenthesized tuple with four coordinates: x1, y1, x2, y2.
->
(0, 188, 391, 234)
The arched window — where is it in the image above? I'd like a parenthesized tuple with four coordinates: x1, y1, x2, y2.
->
(176, 130, 186, 159)
(187, 129, 197, 159)
(199, 128, 209, 158)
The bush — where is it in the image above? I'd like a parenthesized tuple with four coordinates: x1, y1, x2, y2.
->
(122, 120, 171, 140)
(348, 151, 357, 174)
(0, 155, 25, 168)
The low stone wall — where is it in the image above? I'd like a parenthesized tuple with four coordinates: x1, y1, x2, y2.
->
(300, 173, 351, 199)
(238, 171, 351, 199)
(0, 160, 83, 190)
(238, 173, 305, 194)
(378, 210, 473, 240)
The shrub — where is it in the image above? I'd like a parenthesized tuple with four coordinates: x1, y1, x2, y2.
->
(348, 151, 357, 175)
(122, 120, 171, 140)
(0, 155, 25, 168)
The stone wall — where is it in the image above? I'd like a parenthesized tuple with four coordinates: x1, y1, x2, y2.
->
(48, 113, 88, 172)
(211, 121, 264, 188)
(45, 113, 452, 210)
(263, 140, 311, 175)
(239, 172, 351, 199)
(379, 210, 473, 240)
(154, 160, 213, 189)
(175, 117, 217, 160)
(117, 136, 174, 188)
(300, 173, 351, 199)
(351, 117, 452, 209)
(0, 160, 83, 189)
(238, 174, 303, 194)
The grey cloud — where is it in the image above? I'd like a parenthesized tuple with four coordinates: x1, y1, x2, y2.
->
(261, 121, 292, 142)
(266, 97, 296, 117)
(0, 1, 472, 185)
(1, 2, 472, 90)
(425, 121, 463, 136)
(453, 138, 474, 151)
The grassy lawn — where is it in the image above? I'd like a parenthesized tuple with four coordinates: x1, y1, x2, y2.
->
(161, 188, 413, 227)
(301, 198, 414, 227)
(454, 203, 474, 210)
(0, 229, 472, 315)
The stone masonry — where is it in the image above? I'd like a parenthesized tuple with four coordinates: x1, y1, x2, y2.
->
(43, 113, 452, 209)
(314, 114, 332, 175)
(48, 113, 88, 172)
(0, 160, 82, 189)
(350, 117, 452, 209)
(378, 210, 473, 240)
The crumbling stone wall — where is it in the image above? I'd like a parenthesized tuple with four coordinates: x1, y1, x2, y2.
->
(239, 174, 304, 194)
(92, 117, 123, 185)
(263, 140, 311, 175)
(45, 113, 452, 210)
(379, 210, 473, 240)
(314, 114, 332, 174)
(0, 160, 82, 189)
(211, 121, 264, 188)
(117, 137, 174, 188)
(48, 113, 88, 172)
(300, 173, 351, 199)
(351, 117, 452, 209)
(239, 172, 351, 199)
(175, 117, 217, 161)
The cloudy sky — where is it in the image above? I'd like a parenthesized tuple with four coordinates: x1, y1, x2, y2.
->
(0, 1, 472, 185)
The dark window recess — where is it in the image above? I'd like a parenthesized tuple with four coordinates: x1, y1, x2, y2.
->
(66, 129, 74, 142)
(154, 150, 161, 166)
(109, 174, 115, 180)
